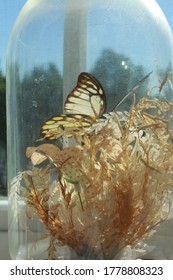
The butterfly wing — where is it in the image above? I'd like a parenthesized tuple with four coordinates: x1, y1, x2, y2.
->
(41, 72, 106, 140)
(41, 114, 93, 140)
(65, 72, 106, 119)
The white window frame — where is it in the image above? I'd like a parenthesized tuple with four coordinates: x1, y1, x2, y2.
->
(0, 200, 8, 231)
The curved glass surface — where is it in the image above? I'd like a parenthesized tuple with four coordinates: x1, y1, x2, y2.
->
(7, 0, 173, 259)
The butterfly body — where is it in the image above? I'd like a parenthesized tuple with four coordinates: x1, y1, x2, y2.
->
(41, 72, 106, 140)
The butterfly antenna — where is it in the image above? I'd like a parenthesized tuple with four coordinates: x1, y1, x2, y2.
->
(112, 71, 153, 111)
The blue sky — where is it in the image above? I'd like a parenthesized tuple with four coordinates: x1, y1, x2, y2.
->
(0, 0, 26, 73)
(0, 0, 173, 75)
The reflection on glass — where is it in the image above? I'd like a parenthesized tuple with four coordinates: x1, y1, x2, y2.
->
(0, 69, 6, 196)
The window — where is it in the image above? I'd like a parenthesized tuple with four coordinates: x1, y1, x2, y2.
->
(0, 0, 173, 232)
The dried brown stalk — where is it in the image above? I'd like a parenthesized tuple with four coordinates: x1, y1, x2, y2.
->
(15, 95, 173, 259)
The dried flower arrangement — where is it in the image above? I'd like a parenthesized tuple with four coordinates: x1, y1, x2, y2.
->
(9, 73, 173, 259)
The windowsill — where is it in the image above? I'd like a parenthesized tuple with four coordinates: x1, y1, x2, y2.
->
(0, 199, 173, 259)
(0, 199, 10, 259)
(0, 200, 173, 259)
(0, 231, 10, 260)
(0, 199, 8, 231)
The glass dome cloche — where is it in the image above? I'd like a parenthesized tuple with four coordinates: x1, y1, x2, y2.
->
(7, 0, 173, 260)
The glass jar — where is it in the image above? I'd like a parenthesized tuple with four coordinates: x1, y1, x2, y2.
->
(7, 0, 173, 260)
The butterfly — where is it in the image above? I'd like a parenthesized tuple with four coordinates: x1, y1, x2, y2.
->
(41, 71, 152, 140)
(41, 72, 106, 140)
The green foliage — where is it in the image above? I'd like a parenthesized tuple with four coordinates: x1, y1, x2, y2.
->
(17, 63, 63, 168)
(18, 63, 62, 143)
(91, 48, 147, 111)
(21, 63, 63, 125)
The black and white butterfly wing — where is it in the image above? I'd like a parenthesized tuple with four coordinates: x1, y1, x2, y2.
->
(41, 114, 93, 140)
(65, 72, 106, 119)
(41, 72, 106, 140)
